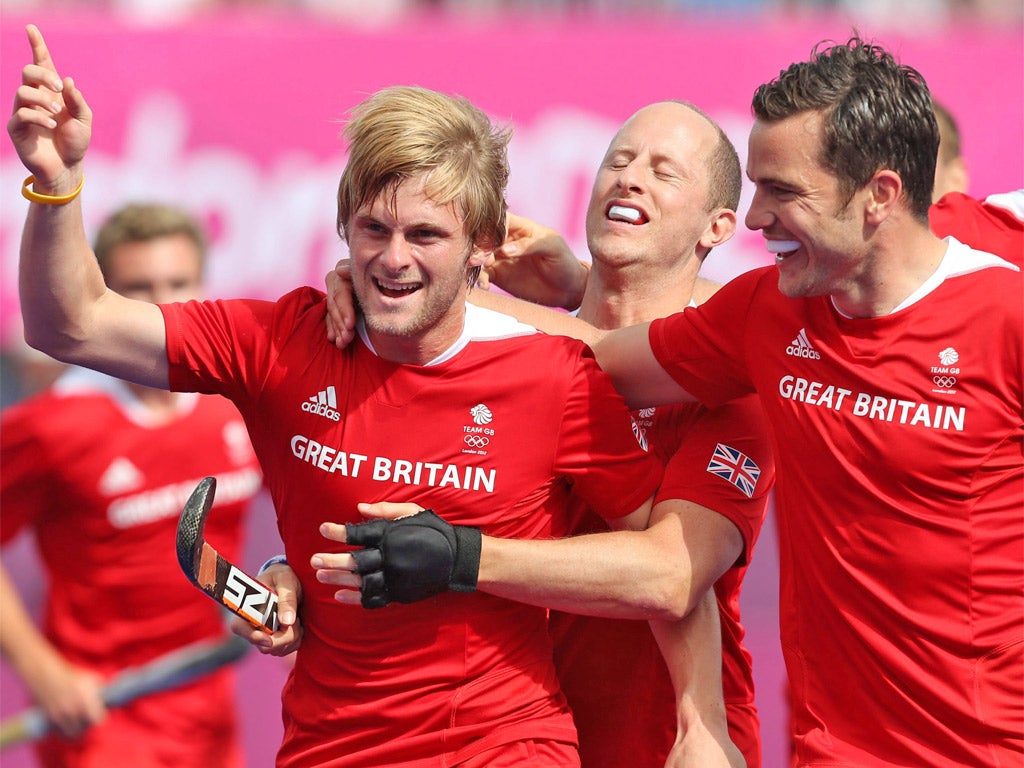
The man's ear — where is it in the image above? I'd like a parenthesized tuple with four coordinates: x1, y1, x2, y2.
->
(865, 170, 902, 225)
(465, 247, 491, 289)
(467, 246, 490, 268)
(698, 208, 738, 253)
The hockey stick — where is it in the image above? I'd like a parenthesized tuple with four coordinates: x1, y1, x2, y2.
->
(176, 476, 279, 634)
(0, 634, 249, 749)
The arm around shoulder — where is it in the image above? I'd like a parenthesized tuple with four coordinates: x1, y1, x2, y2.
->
(469, 287, 605, 347)
(591, 322, 695, 409)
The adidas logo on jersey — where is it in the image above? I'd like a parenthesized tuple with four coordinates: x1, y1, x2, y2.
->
(98, 457, 144, 495)
(302, 386, 341, 422)
(786, 328, 821, 360)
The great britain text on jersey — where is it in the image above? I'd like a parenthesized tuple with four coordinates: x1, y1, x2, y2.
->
(290, 434, 497, 491)
(778, 375, 966, 431)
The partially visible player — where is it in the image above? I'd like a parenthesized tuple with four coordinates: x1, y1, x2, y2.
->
(927, 99, 1024, 266)
(0, 202, 264, 768)
(470, 102, 772, 768)
(586, 39, 1022, 766)
(930, 100, 970, 203)
(533, 101, 772, 768)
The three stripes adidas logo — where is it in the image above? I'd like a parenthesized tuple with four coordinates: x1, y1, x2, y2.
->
(301, 385, 341, 421)
(786, 328, 821, 359)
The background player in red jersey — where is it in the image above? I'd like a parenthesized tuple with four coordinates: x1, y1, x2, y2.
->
(8, 25, 749, 768)
(927, 98, 1024, 265)
(0, 202, 265, 768)
(318, 100, 775, 768)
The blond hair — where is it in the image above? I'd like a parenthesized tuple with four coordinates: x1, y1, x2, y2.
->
(336, 86, 511, 255)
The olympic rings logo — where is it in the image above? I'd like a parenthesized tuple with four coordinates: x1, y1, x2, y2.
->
(464, 435, 490, 448)
(932, 376, 957, 389)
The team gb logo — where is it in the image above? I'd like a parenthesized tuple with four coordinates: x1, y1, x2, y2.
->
(471, 404, 493, 425)
(938, 347, 959, 366)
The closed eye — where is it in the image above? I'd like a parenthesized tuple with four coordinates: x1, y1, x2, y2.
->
(603, 150, 634, 172)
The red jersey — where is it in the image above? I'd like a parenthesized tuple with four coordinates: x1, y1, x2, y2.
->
(649, 241, 1023, 767)
(549, 395, 774, 768)
(161, 288, 662, 768)
(1, 368, 263, 768)
(930, 190, 1024, 266)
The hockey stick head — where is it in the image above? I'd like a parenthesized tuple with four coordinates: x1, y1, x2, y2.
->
(176, 477, 279, 634)
(176, 476, 215, 583)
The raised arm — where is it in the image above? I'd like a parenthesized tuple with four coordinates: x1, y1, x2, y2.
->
(9, 25, 169, 388)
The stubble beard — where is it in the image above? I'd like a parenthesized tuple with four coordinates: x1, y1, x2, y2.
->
(355, 271, 468, 342)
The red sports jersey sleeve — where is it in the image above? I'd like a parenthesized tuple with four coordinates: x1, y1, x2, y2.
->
(649, 277, 760, 410)
(648, 244, 1023, 767)
(0, 403, 52, 542)
(161, 290, 661, 768)
(654, 396, 773, 565)
(929, 190, 1024, 267)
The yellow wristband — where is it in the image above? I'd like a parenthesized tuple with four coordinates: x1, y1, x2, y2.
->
(21, 175, 84, 205)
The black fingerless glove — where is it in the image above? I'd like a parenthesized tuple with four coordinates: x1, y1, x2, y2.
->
(345, 510, 482, 609)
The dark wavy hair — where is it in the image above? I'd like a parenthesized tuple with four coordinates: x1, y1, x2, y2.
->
(752, 36, 938, 221)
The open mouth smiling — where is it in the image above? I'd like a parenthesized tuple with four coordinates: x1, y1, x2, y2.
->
(374, 278, 421, 299)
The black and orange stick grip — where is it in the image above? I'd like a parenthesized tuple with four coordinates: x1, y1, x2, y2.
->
(176, 477, 279, 634)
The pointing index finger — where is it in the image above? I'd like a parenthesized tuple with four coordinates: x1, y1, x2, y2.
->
(26, 24, 59, 76)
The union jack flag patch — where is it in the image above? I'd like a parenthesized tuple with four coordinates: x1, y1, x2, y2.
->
(706, 443, 760, 498)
